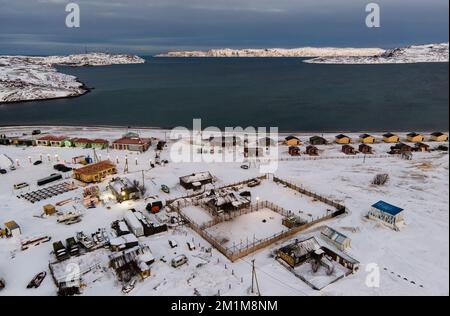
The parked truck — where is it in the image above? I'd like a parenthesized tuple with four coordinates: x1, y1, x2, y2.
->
(53, 241, 70, 261)
(66, 237, 80, 256)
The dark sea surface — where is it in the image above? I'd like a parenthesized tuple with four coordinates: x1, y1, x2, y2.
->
(0, 58, 448, 132)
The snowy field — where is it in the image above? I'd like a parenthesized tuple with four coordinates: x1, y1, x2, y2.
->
(0, 126, 448, 296)
(204, 208, 286, 248)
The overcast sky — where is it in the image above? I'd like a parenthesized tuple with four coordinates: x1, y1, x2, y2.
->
(0, 0, 448, 55)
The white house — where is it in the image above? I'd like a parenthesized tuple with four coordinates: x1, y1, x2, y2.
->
(368, 201, 405, 230)
(321, 226, 351, 251)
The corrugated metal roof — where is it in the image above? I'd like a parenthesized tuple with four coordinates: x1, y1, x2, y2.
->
(371, 200, 404, 216)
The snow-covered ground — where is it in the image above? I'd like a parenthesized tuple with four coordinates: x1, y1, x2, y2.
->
(0, 126, 448, 296)
(156, 47, 385, 58)
(305, 43, 449, 64)
(0, 53, 145, 103)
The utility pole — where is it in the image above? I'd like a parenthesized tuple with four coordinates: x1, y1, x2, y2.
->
(251, 260, 261, 296)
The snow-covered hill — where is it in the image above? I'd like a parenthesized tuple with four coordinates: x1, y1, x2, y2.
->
(156, 47, 385, 58)
(304, 43, 449, 64)
(0, 53, 145, 103)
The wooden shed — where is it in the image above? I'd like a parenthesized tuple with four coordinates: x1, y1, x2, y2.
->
(4, 221, 21, 238)
(335, 134, 351, 144)
(284, 136, 301, 146)
(305, 145, 319, 156)
(288, 146, 301, 156)
(359, 144, 373, 154)
(309, 136, 327, 145)
(342, 145, 356, 155)
(430, 132, 449, 142)
(43, 204, 57, 216)
(407, 132, 425, 143)
(359, 134, 376, 144)
(383, 133, 400, 143)
(414, 142, 430, 152)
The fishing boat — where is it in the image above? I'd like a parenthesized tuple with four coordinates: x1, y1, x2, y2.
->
(27, 271, 47, 289)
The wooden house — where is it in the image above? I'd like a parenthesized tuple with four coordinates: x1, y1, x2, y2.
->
(342, 145, 356, 155)
(288, 146, 301, 156)
(305, 145, 319, 156)
(359, 144, 373, 154)
(368, 201, 405, 230)
(4, 221, 21, 238)
(389, 143, 413, 155)
(383, 133, 400, 143)
(284, 136, 301, 146)
(109, 245, 154, 281)
(407, 132, 425, 143)
(112, 136, 151, 152)
(37, 135, 66, 147)
(430, 132, 449, 142)
(414, 142, 430, 152)
(309, 136, 327, 145)
(277, 237, 322, 268)
(359, 134, 376, 144)
(179, 172, 213, 190)
(335, 134, 351, 144)
(321, 226, 351, 251)
(109, 178, 141, 203)
(73, 160, 117, 183)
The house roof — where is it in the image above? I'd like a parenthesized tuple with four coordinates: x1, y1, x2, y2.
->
(4, 221, 19, 230)
(113, 137, 151, 146)
(321, 226, 350, 245)
(407, 132, 422, 137)
(336, 134, 350, 139)
(310, 136, 326, 141)
(383, 133, 398, 138)
(180, 172, 213, 184)
(285, 136, 300, 141)
(280, 237, 321, 258)
(371, 200, 404, 216)
(415, 142, 430, 148)
(73, 160, 116, 176)
(359, 134, 373, 139)
(38, 135, 66, 142)
(431, 132, 447, 137)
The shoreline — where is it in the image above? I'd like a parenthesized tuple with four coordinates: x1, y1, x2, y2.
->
(0, 124, 447, 135)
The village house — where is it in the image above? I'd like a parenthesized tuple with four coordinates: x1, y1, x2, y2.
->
(414, 142, 430, 152)
(284, 136, 301, 146)
(309, 136, 327, 145)
(389, 143, 413, 155)
(180, 172, 214, 190)
(288, 146, 301, 156)
(203, 189, 251, 213)
(407, 132, 425, 143)
(430, 132, 449, 142)
(359, 144, 373, 154)
(368, 200, 405, 230)
(37, 135, 66, 147)
(359, 134, 376, 144)
(109, 245, 155, 281)
(112, 134, 152, 152)
(110, 234, 139, 252)
(383, 133, 400, 143)
(43, 204, 57, 216)
(342, 145, 356, 155)
(335, 134, 351, 144)
(305, 145, 319, 156)
(321, 226, 351, 251)
(73, 160, 117, 183)
(4, 221, 21, 238)
(109, 178, 141, 203)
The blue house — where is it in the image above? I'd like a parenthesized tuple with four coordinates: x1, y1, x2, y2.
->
(369, 201, 405, 230)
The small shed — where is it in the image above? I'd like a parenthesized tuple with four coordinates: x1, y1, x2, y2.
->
(43, 204, 57, 216)
(389, 143, 413, 155)
(288, 146, 301, 156)
(383, 133, 400, 143)
(305, 145, 319, 156)
(284, 136, 301, 146)
(407, 132, 425, 143)
(335, 134, 351, 144)
(414, 142, 430, 152)
(342, 145, 356, 155)
(180, 172, 214, 190)
(4, 221, 21, 238)
(359, 144, 373, 154)
(321, 226, 351, 251)
(430, 132, 448, 142)
(359, 134, 376, 144)
(309, 136, 327, 145)
(368, 201, 405, 230)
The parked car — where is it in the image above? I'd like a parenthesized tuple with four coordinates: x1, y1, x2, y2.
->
(168, 239, 178, 248)
(171, 255, 188, 268)
(161, 185, 170, 194)
(0, 169, 6, 175)
(187, 242, 196, 251)
(31, 130, 41, 136)
(33, 160, 43, 166)
(14, 182, 29, 190)
(122, 279, 136, 294)
(240, 164, 250, 170)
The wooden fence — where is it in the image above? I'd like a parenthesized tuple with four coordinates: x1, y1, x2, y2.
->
(279, 154, 392, 162)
